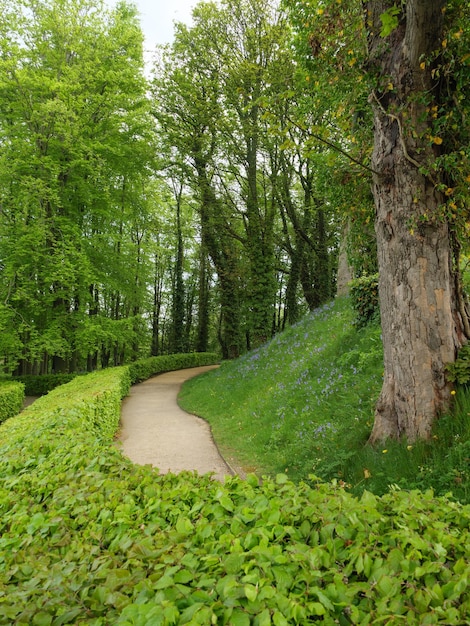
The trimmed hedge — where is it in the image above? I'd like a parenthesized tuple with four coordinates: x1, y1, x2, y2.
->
(12, 352, 219, 395)
(0, 380, 25, 424)
(1, 360, 470, 624)
(128, 352, 220, 384)
(13, 373, 78, 396)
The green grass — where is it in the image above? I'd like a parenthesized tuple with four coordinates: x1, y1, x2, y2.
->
(179, 296, 470, 502)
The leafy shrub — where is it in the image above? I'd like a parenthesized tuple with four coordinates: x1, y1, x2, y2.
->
(349, 273, 380, 328)
(1, 362, 470, 623)
(13, 373, 78, 395)
(128, 352, 219, 384)
(446, 343, 470, 385)
(0, 380, 24, 424)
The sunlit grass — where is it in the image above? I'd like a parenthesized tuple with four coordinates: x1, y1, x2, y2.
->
(179, 296, 470, 502)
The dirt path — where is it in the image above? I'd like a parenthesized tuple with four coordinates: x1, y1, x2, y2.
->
(119, 365, 236, 481)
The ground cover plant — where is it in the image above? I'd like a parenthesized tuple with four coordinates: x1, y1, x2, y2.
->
(179, 297, 470, 502)
(1, 348, 470, 623)
(1, 371, 470, 624)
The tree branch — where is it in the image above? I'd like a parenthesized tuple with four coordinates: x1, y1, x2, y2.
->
(285, 113, 381, 176)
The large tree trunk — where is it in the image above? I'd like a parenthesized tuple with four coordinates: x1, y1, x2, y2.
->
(367, 0, 468, 442)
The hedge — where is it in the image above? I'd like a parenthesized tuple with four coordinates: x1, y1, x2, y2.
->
(10, 353, 219, 396)
(1, 361, 470, 624)
(0, 380, 24, 424)
(128, 352, 220, 384)
(12, 373, 78, 396)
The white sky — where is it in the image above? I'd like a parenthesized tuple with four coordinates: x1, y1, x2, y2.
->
(133, 0, 196, 48)
(105, 0, 196, 50)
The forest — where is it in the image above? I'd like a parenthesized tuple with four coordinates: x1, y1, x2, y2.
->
(1, 0, 470, 440)
(0, 0, 375, 376)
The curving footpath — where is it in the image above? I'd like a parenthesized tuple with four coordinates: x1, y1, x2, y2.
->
(119, 365, 236, 482)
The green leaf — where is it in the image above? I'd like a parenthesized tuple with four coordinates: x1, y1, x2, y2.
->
(311, 589, 334, 612)
(254, 609, 272, 626)
(380, 5, 401, 37)
(179, 603, 206, 623)
(32, 613, 53, 626)
(174, 569, 193, 584)
(154, 574, 174, 590)
(272, 610, 289, 626)
(176, 517, 194, 534)
(218, 495, 235, 512)
(376, 575, 398, 598)
(244, 583, 258, 602)
(230, 609, 251, 626)
(224, 553, 245, 575)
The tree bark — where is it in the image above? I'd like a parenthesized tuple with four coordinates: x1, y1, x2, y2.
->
(336, 220, 353, 297)
(367, 0, 468, 442)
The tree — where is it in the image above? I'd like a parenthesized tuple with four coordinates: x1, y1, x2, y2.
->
(286, 0, 470, 441)
(0, 0, 155, 373)
(152, 5, 246, 358)
(218, 0, 284, 347)
(365, 0, 470, 442)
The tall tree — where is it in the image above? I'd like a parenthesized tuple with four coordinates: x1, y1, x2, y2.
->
(365, 0, 470, 441)
(0, 0, 155, 373)
(219, 0, 283, 347)
(285, 0, 470, 441)
(152, 6, 245, 358)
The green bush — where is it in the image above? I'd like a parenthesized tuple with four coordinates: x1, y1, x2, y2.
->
(446, 343, 470, 385)
(349, 273, 380, 328)
(128, 352, 219, 384)
(13, 373, 78, 395)
(0, 380, 25, 424)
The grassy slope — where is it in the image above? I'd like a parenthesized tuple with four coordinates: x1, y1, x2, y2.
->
(179, 297, 470, 501)
(179, 297, 383, 482)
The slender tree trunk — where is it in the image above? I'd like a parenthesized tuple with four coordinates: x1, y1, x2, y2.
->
(151, 252, 163, 357)
(313, 207, 331, 304)
(169, 186, 186, 354)
(194, 157, 242, 358)
(87, 284, 99, 372)
(196, 244, 210, 352)
(336, 220, 353, 297)
(242, 95, 276, 348)
(367, 0, 468, 442)
(285, 244, 302, 325)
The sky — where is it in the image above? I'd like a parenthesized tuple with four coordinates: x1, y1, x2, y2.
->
(108, 0, 197, 50)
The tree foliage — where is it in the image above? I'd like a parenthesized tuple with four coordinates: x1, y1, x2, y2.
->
(0, 0, 157, 373)
(152, 0, 342, 356)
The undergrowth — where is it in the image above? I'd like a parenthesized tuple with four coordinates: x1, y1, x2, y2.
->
(179, 296, 470, 502)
